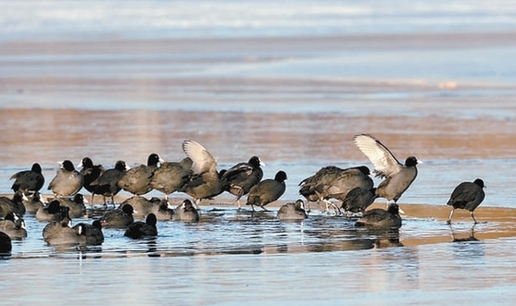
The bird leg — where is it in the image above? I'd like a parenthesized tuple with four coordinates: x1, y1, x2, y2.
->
(322, 199, 341, 215)
(446, 209, 455, 224)
(260, 205, 270, 212)
(471, 212, 478, 224)
(233, 186, 245, 209)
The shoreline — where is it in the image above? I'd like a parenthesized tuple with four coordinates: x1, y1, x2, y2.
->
(11, 193, 516, 249)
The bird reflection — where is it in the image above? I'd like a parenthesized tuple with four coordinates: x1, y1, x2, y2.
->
(371, 229, 403, 249)
(450, 224, 479, 242)
(146, 239, 160, 257)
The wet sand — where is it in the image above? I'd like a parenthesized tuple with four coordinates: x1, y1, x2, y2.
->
(2, 31, 516, 304)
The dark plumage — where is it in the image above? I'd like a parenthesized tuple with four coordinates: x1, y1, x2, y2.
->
(124, 213, 158, 239)
(42, 215, 84, 246)
(79, 157, 105, 195)
(246, 170, 287, 211)
(90, 160, 128, 204)
(355, 203, 402, 229)
(73, 220, 104, 245)
(35, 200, 70, 222)
(10, 163, 45, 195)
(151, 157, 192, 199)
(57, 193, 87, 218)
(119, 196, 159, 219)
(277, 199, 308, 221)
(354, 134, 420, 205)
(446, 178, 486, 224)
(180, 140, 223, 207)
(118, 153, 163, 196)
(173, 199, 200, 222)
(341, 187, 377, 214)
(0, 231, 12, 255)
(0, 191, 26, 217)
(153, 199, 175, 221)
(221, 156, 264, 208)
(0, 212, 27, 239)
(100, 204, 134, 228)
(299, 165, 373, 213)
(48, 160, 84, 198)
(22, 191, 45, 214)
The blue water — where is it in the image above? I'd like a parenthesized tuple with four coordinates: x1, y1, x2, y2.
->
(1, 0, 515, 41)
(2, 1, 516, 304)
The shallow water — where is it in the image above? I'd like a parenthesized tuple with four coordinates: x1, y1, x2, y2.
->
(2, 0, 516, 304)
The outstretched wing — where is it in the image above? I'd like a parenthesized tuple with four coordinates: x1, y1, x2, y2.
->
(353, 134, 402, 178)
(182, 140, 217, 175)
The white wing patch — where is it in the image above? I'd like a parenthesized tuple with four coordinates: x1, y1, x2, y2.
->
(182, 140, 217, 174)
(353, 134, 402, 178)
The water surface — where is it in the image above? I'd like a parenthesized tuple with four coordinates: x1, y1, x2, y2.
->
(1, 0, 516, 304)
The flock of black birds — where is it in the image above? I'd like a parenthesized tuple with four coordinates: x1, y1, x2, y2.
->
(0, 134, 486, 255)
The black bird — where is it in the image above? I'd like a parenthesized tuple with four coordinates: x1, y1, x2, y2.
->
(79, 157, 105, 198)
(246, 170, 287, 212)
(354, 134, 420, 206)
(355, 203, 402, 229)
(151, 157, 192, 200)
(0, 212, 27, 239)
(118, 153, 163, 196)
(446, 178, 486, 224)
(277, 199, 308, 221)
(22, 191, 45, 214)
(153, 199, 175, 221)
(124, 213, 158, 239)
(42, 215, 84, 246)
(100, 204, 135, 228)
(299, 165, 373, 213)
(120, 196, 174, 221)
(173, 199, 200, 222)
(0, 190, 26, 217)
(10, 163, 45, 195)
(0, 231, 12, 255)
(220, 156, 265, 208)
(73, 220, 104, 245)
(35, 200, 70, 222)
(119, 195, 159, 219)
(341, 187, 377, 215)
(181, 140, 223, 208)
(48, 160, 84, 198)
(57, 193, 87, 218)
(90, 160, 128, 205)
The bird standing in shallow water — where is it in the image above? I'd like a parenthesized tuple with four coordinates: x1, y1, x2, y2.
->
(118, 153, 164, 196)
(90, 160, 128, 205)
(354, 134, 420, 207)
(299, 165, 373, 214)
(10, 163, 45, 196)
(246, 170, 287, 212)
(220, 156, 265, 208)
(180, 140, 223, 208)
(341, 187, 377, 215)
(446, 178, 485, 224)
(151, 157, 192, 200)
(48, 160, 84, 198)
(79, 157, 105, 200)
